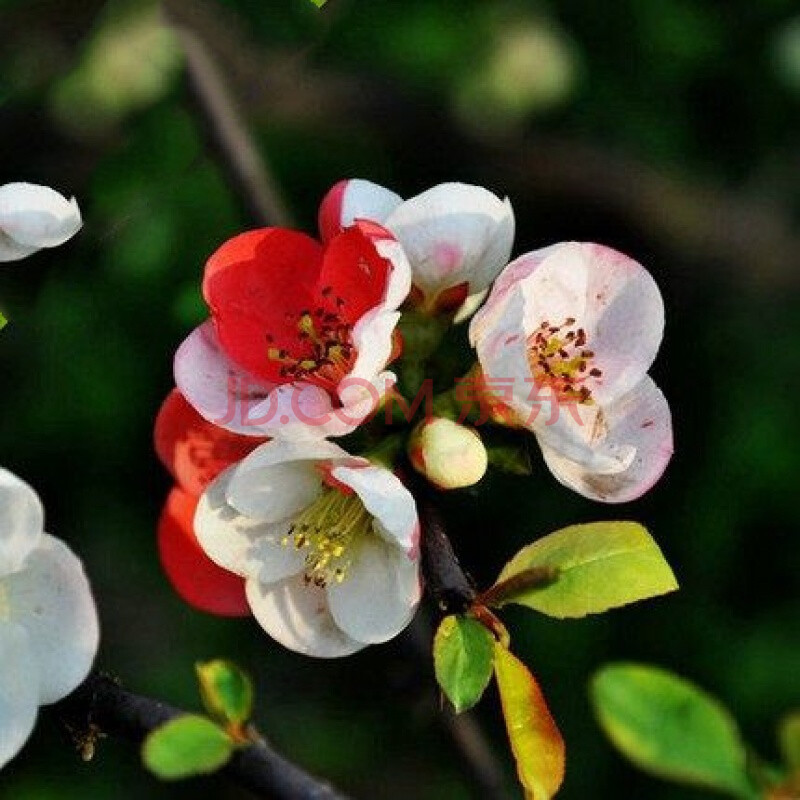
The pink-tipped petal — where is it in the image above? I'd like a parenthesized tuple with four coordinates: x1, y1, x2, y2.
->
(318, 179, 403, 243)
(536, 376, 673, 503)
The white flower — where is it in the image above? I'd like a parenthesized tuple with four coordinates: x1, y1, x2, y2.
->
(195, 439, 421, 657)
(319, 179, 515, 314)
(0, 468, 99, 769)
(0, 183, 82, 263)
(470, 242, 673, 503)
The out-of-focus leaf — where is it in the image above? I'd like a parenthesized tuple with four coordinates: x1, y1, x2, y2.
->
(486, 441, 532, 475)
(196, 660, 254, 731)
(778, 712, 800, 770)
(142, 715, 234, 780)
(493, 643, 565, 800)
(591, 663, 754, 798)
(493, 522, 677, 617)
(433, 614, 494, 713)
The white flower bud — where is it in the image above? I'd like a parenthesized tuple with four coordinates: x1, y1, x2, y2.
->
(408, 417, 488, 490)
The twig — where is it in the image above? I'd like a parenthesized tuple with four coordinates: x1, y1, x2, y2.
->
(411, 483, 512, 800)
(162, 1, 294, 229)
(54, 673, 349, 800)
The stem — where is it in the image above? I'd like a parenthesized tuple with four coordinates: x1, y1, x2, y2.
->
(54, 673, 349, 800)
(162, 1, 294, 229)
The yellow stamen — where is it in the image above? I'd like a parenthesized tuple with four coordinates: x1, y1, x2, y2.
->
(283, 488, 372, 587)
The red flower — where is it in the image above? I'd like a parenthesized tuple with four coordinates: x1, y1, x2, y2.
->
(154, 390, 265, 616)
(175, 222, 411, 440)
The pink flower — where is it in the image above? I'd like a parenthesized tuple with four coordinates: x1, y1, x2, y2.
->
(470, 242, 673, 503)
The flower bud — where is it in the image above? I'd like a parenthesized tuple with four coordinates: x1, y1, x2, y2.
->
(408, 417, 488, 490)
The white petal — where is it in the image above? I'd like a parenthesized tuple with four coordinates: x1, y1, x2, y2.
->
(0, 231, 38, 262)
(4, 535, 99, 704)
(384, 183, 514, 297)
(174, 321, 275, 437)
(195, 468, 306, 582)
(0, 468, 44, 575)
(372, 235, 412, 310)
(227, 439, 348, 522)
(453, 288, 489, 324)
(536, 376, 673, 503)
(0, 623, 38, 769)
(349, 309, 400, 384)
(327, 536, 421, 644)
(0, 183, 81, 251)
(246, 574, 364, 658)
(331, 464, 419, 554)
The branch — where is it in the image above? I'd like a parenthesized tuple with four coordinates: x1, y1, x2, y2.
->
(55, 673, 349, 800)
(162, 1, 294, 229)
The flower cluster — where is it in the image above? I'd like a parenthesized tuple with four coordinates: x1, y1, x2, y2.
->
(159, 179, 673, 657)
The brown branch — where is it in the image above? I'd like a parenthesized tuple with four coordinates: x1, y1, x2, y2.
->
(55, 673, 349, 800)
(162, 1, 294, 229)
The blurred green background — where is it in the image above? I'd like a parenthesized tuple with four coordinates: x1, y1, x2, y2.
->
(1, 0, 799, 798)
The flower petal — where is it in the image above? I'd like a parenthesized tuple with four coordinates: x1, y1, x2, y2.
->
(384, 183, 514, 299)
(0, 623, 38, 769)
(246, 574, 364, 658)
(0, 183, 82, 253)
(158, 487, 251, 617)
(195, 468, 306, 583)
(330, 463, 419, 554)
(0, 231, 38, 262)
(174, 321, 275, 437)
(318, 179, 403, 243)
(0, 468, 44, 575)
(327, 536, 421, 644)
(227, 439, 348, 521)
(348, 309, 401, 384)
(203, 228, 322, 383)
(536, 376, 673, 503)
(154, 389, 265, 495)
(4, 535, 99, 704)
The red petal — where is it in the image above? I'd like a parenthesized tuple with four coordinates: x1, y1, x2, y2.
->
(157, 487, 251, 617)
(317, 224, 393, 325)
(154, 389, 265, 495)
(318, 179, 348, 243)
(203, 228, 323, 383)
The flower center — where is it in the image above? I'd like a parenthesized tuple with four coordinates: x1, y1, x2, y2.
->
(527, 317, 602, 405)
(282, 487, 372, 587)
(267, 287, 356, 394)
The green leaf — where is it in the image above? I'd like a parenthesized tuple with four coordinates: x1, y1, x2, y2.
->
(778, 712, 800, 770)
(196, 660, 254, 730)
(433, 615, 494, 713)
(493, 643, 565, 800)
(142, 715, 234, 780)
(0, 310, 7, 330)
(591, 663, 754, 798)
(493, 521, 677, 617)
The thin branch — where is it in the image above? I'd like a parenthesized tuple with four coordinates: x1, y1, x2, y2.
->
(162, 1, 294, 229)
(55, 673, 349, 800)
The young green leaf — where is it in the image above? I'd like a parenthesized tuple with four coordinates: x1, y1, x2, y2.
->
(142, 715, 234, 780)
(591, 663, 755, 798)
(493, 643, 565, 800)
(196, 659, 254, 730)
(433, 614, 494, 713)
(492, 521, 677, 617)
(778, 712, 800, 771)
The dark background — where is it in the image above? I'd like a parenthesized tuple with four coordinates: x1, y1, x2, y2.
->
(1, 0, 798, 797)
